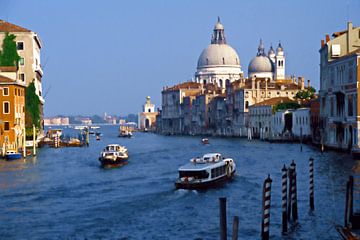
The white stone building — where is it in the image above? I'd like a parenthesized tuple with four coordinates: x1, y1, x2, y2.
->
(292, 108, 311, 139)
(138, 96, 158, 130)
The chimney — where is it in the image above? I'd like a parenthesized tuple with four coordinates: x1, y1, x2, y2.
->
(321, 39, 325, 48)
(307, 79, 310, 88)
(325, 34, 330, 42)
(348, 21, 353, 31)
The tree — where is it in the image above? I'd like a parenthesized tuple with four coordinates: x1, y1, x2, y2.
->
(0, 32, 20, 66)
(25, 82, 41, 129)
(295, 87, 316, 100)
(274, 102, 300, 112)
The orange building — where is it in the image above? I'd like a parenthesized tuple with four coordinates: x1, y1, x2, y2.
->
(0, 74, 26, 153)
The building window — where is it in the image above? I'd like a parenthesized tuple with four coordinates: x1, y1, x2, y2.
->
(245, 101, 249, 109)
(222, 58, 225, 64)
(17, 42, 24, 50)
(19, 57, 25, 66)
(3, 101, 10, 114)
(3, 87, 9, 96)
(19, 73, 25, 82)
(4, 122, 10, 131)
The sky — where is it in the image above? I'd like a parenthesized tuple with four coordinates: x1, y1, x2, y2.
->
(0, 0, 360, 117)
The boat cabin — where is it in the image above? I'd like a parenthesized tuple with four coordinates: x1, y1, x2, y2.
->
(105, 144, 123, 152)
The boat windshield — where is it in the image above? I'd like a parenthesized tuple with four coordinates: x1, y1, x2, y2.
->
(179, 170, 209, 179)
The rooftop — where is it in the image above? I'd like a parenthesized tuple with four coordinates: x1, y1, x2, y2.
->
(0, 20, 31, 33)
(252, 97, 294, 107)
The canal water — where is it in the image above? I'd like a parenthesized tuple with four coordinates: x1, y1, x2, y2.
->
(0, 125, 357, 239)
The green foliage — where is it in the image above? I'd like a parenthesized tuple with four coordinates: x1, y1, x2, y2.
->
(274, 102, 301, 112)
(295, 87, 316, 100)
(0, 32, 20, 66)
(25, 82, 41, 128)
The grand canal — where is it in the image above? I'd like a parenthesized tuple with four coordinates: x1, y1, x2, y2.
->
(0, 125, 358, 239)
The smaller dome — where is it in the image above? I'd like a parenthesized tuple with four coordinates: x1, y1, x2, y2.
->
(248, 55, 274, 74)
(277, 42, 283, 52)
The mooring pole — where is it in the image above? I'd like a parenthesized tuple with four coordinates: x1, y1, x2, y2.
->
(32, 124, 36, 156)
(345, 179, 350, 228)
(261, 175, 272, 240)
(282, 165, 288, 233)
(290, 160, 298, 222)
(22, 127, 26, 157)
(349, 176, 354, 223)
(287, 167, 292, 222)
(309, 157, 314, 210)
(232, 216, 239, 240)
(219, 197, 227, 240)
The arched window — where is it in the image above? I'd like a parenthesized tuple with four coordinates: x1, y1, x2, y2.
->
(222, 58, 225, 64)
(245, 101, 249, 109)
(219, 79, 223, 88)
(203, 79, 207, 85)
(225, 79, 230, 86)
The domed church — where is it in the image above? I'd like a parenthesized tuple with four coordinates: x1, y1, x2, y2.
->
(248, 39, 285, 81)
(195, 17, 243, 89)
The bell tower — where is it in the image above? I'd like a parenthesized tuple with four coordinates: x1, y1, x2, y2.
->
(275, 42, 285, 80)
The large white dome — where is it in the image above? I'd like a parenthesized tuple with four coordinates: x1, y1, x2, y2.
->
(197, 44, 240, 69)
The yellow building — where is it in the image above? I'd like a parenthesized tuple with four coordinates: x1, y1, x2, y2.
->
(0, 74, 26, 153)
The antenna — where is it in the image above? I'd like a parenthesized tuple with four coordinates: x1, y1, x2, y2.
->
(346, 0, 350, 21)
(43, 85, 51, 98)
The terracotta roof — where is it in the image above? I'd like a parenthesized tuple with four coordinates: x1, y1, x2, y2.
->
(0, 66, 17, 72)
(163, 82, 201, 91)
(252, 97, 294, 107)
(0, 20, 31, 32)
(0, 74, 16, 83)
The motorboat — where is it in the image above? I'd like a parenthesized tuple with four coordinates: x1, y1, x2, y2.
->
(5, 150, 22, 160)
(119, 130, 132, 138)
(99, 144, 128, 167)
(175, 153, 236, 190)
(202, 138, 209, 144)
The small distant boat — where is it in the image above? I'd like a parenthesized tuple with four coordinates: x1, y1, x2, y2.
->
(202, 138, 209, 144)
(90, 126, 100, 129)
(99, 144, 129, 167)
(175, 153, 236, 190)
(119, 130, 132, 138)
(96, 135, 101, 141)
(5, 150, 22, 160)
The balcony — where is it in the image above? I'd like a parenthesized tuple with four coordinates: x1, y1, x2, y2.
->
(35, 65, 44, 77)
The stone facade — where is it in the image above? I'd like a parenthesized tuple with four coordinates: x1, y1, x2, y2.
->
(319, 22, 360, 151)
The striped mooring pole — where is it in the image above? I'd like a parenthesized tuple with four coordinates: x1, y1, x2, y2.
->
(290, 160, 298, 222)
(287, 166, 292, 222)
(309, 157, 315, 210)
(281, 165, 288, 233)
(261, 174, 272, 240)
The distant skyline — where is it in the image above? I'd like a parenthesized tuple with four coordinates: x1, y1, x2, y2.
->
(1, 0, 359, 116)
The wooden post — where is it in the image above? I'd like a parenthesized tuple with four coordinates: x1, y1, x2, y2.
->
(32, 124, 36, 156)
(345, 179, 351, 228)
(290, 160, 298, 222)
(232, 216, 239, 240)
(281, 165, 288, 233)
(22, 127, 26, 157)
(219, 197, 227, 240)
(349, 176, 354, 225)
(309, 157, 314, 210)
(261, 175, 272, 240)
(300, 127, 303, 152)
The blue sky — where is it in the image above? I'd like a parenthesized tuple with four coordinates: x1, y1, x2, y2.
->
(1, 0, 359, 116)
